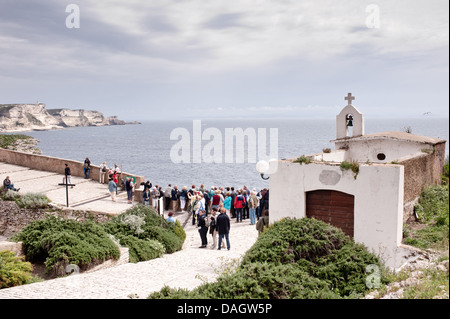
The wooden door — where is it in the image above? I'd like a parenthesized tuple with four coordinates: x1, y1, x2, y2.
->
(306, 190, 354, 238)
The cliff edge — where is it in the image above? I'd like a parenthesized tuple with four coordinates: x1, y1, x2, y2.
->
(0, 103, 139, 132)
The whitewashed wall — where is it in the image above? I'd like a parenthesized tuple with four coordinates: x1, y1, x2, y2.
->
(269, 160, 406, 268)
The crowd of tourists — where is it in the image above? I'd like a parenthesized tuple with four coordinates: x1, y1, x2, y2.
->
(143, 183, 270, 250)
(85, 159, 272, 250)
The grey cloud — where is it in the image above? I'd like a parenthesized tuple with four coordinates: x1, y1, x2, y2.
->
(203, 13, 247, 29)
(141, 13, 179, 33)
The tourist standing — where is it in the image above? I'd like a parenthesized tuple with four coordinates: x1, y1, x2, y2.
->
(143, 188, 151, 206)
(64, 163, 72, 186)
(151, 187, 160, 211)
(209, 207, 225, 249)
(203, 189, 210, 216)
(83, 157, 91, 179)
(216, 207, 231, 250)
(108, 177, 117, 201)
(197, 209, 208, 248)
(180, 186, 188, 212)
(99, 161, 107, 184)
(112, 171, 119, 195)
(164, 184, 172, 211)
(223, 192, 232, 216)
(125, 177, 134, 204)
(242, 186, 250, 219)
(233, 190, 246, 222)
(248, 190, 259, 225)
(190, 193, 199, 225)
(171, 185, 179, 211)
(211, 190, 222, 211)
(230, 187, 236, 218)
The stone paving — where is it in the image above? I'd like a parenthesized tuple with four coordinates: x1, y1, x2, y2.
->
(0, 215, 258, 299)
(1, 162, 136, 215)
(0, 161, 259, 299)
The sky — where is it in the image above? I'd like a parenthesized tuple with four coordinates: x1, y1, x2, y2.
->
(0, 0, 448, 121)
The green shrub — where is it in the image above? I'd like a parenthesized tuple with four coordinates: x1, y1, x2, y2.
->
(149, 262, 340, 299)
(15, 192, 51, 209)
(150, 218, 385, 299)
(146, 226, 183, 253)
(116, 235, 165, 263)
(0, 191, 51, 209)
(415, 185, 449, 227)
(243, 218, 382, 296)
(1, 189, 21, 201)
(403, 225, 449, 250)
(442, 156, 449, 185)
(0, 134, 34, 149)
(293, 155, 312, 165)
(0, 250, 34, 288)
(340, 161, 360, 179)
(12, 216, 120, 275)
(103, 204, 185, 256)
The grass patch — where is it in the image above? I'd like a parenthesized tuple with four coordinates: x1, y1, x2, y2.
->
(403, 184, 449, 251)
(293, 155, 312, 165)
(0, 134, 34, 149)
(340, 160, 360, 179)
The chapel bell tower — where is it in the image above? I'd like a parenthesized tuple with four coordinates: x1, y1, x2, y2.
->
(336, 93, 364, 139)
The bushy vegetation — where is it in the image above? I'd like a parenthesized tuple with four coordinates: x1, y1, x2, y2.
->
(0, 250, 34, 288)
(293, 155, 312, 165)
(404, 184, 449, 250)
(103, 205, 185, 255)
(414, 185, 449, 227)
(149, 218, 386, 299)
(12, 216, 120, 276)
(1, 190, 51, 209)
(16, 192, 51, 209)
(442, 155, 449, 186)
(340, 160, 360, 179)
(11, 205, 186, 276)
(0, 134, 34, 149)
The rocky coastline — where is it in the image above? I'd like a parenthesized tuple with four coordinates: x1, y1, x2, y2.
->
(0, 103, 140, 133)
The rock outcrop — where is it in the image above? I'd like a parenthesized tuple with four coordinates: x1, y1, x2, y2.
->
(0, 103, 139, 132)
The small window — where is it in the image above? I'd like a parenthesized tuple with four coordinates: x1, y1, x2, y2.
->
(377, 153, 386, 161)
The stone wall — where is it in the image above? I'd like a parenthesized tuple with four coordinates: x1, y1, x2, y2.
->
(0, 200, 130, 274)
(0, 200, 113, 238)
(400, 142, 446, 221)
(0, 148, 145, 186)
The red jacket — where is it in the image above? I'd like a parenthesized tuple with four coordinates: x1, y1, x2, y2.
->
(234, 195, 246, 209)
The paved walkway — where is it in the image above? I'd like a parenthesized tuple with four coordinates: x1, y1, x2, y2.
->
(0, 161, 259, 299)
(1, 162, 136, 214)
(0, 216, 258, 299)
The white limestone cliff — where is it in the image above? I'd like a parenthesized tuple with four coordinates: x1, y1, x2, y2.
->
(0, 103, 139, 132)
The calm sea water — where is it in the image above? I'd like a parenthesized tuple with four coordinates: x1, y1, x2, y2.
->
(22, 118, 449, 191)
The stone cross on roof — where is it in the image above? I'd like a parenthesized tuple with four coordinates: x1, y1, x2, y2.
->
(345, 93, 355, 105)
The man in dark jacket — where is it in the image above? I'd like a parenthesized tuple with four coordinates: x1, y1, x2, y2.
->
(171, 185, 179, 211)
(216, 208, 231, 250)
(3, 176, 19, 192)
(197, 209, 208, 248)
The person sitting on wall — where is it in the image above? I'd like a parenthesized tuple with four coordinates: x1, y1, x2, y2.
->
(3, 176, 20, 192)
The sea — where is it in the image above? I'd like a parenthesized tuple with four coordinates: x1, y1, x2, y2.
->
(21, 117, 449, 191)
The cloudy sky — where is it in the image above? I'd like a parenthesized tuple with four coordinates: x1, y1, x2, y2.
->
(0, 0, 448, 121)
